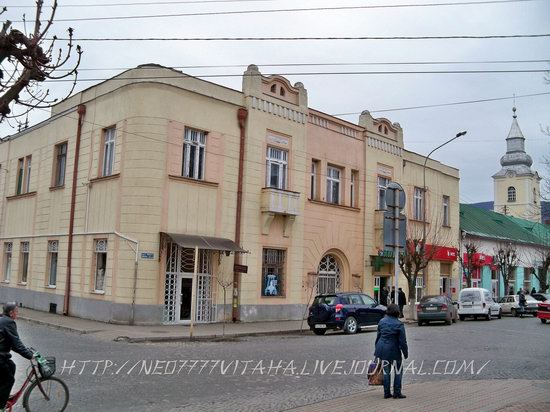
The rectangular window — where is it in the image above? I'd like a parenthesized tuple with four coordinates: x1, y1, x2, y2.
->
(350, 170, 358, 207)
(326, 166, 341, 204)
(25, 155, 32, 192)
(310, 160, 319, 200)
(442, 195, 450, 226)
(16, 158, 24, 194)
(415, 276, 424, 303)
(266, 146, 288, 189)
(102, 127, 116, 177)
(53, 142, 68, 187)
(3, 242, 12, 282)
(19, 242, 29, 283)
(182, 128, 207, 180)
(47, 240, 59, 287)
(261, 248, 285, 297)
(377, 176, 390, 209)
(413, 187, 424, 221)
(94, 239, 108, 292)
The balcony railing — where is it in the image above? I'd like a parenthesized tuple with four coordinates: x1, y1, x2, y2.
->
(261, 187, 300, 216)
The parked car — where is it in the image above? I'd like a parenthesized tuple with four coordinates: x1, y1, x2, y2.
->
(537, 300, 550, 324)
(457, 287, 501, 321)
(531, 292, 550, 302)
(499, 294, 539, 317)
(307, 292, 386, 335)
(417, 295, 457, 326)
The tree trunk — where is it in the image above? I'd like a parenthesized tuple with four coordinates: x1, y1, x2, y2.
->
(407, 277, 416, 304)
(466, 274, 471, 288)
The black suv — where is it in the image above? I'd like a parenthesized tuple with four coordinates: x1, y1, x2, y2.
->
(307, 292, 386, 335)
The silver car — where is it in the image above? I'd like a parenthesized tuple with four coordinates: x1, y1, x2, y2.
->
(498, 295, 538, 317)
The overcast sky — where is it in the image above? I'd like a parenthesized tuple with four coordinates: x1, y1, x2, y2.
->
(3, 0, 550, 203)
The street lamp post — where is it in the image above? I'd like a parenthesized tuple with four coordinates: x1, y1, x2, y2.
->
(422, 131, 467, 297)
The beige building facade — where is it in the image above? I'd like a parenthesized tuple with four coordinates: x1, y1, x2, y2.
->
(0, 64, 459, 324)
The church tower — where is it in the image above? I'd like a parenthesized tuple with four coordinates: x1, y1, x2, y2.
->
(493, 107, 541, 222)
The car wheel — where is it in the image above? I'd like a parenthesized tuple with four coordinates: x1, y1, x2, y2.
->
(343, 316, 358, 334)
(542, 319, 547, 324)
(459, 315, 465, 321)
(497, 309, 502, 319)
(313, 329, 326, 335)
(512, 308, 517, 317)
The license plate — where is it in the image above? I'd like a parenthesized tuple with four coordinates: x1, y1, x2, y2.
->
(315, 324, 327, 329)
(426, 307, 437, 311)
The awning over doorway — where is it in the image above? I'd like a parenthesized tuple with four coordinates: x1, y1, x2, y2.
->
(161, 232, 247, 253)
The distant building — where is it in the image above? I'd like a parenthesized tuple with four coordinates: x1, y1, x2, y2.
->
(492, 107, 541, 222)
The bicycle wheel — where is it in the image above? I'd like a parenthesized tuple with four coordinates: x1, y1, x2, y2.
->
(22, 377, 69, 412)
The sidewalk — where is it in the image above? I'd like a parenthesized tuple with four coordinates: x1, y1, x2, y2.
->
(18, 307, 311, 342)
(287, 379, 550, 412)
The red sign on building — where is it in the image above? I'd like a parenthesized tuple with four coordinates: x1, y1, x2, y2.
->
(426, 245, 458, 262)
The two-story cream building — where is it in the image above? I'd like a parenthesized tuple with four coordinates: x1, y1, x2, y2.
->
(0, 64, 460, 324)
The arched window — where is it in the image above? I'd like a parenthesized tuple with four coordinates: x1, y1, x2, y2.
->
(378, 125, 383, 132)
(270, 84, 276, 93)
(384, 126, 388, 134)
(507, 186, 516, 202)
(280, 88, 285, 97)
(317, 254, 341, 294)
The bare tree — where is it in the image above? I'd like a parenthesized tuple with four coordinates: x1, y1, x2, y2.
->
(399, 217, 453, 304)
(300, 271, 318, 333)
(458, 241, 481, 288)
(528, 233, 550, 293)
(215, 272, 233, 337)
(494, 242, 520, 295)
(0, 1, 82, 126)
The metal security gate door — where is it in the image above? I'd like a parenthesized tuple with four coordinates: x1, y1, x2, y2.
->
(317, 254, 341, 295)
(163, 243, 215, 324)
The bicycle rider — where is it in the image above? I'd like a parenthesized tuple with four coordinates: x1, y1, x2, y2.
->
(0, 302, 33, 412)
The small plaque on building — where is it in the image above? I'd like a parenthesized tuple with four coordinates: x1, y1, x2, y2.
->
(234, 264, 248, 273)
(140, 252, 155, 260)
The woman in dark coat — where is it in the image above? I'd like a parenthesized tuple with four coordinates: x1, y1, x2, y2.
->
(374, 304, 408, 399)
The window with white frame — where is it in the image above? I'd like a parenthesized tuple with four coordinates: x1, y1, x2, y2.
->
(442, 195, 450, 226)
(16, 158, 24, 195)
(266, 146, 288, 189)
(20, 242, 29, 283)
(3, 242, 12, 282)
(261, 248, 285, 297)
(326, 166, 341, 204)
(94, 239, 108, 292)
(415, 276, 424, 302)
(310, 160, 318, 200)
(350, 171, 358, 207)
(47, 240, 59, 287)
(507, 186, 516, 202)
(16, 156, 32, 195)
(102, 127, 116, 177)
(377, 176, 390, 209)
(413, 187, 424, 221)
(182, 128, 207, 180)
(53, 142, 67, 187)
(24, 155, 31, 192)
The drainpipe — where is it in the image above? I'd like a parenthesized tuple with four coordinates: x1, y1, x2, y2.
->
(63, 104, 86, 316)
(233, 107, 248, 322)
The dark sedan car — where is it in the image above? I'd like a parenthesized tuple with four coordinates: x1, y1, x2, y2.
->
(307, 292, 386, 335)
(417, 295, 457, 326)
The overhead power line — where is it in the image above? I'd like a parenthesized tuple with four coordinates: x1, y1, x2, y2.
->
(6, 0, 277, 7)
(334, 91, 550, 115)
(57, 34, 550, 41)
(45, 69, 550, 82)
(13, 0, 539, 23)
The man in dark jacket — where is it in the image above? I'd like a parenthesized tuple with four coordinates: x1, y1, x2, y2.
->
(398, 288, 406, 318)
(380, 287, 389, 306)
(0, 302, 33, 410)
(374, 304, 408, 399)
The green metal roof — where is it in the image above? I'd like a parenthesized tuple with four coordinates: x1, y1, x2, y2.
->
(459, 203, 550, 245)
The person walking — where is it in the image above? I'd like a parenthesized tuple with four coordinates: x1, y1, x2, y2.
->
(518, 289, 527, 318)
(374, 304, 408, 399)
(398, 288, 406, 318)
(380, 287, 389, 307)
(0, 302, 34, 412)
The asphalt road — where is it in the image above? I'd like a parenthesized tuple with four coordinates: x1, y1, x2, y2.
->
(10, 315, 550, 411)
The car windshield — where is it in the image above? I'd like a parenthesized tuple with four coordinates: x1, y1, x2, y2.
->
(525, 295, 538, 302)
(313, 295, 338, 306)
(460, 290, 481, 302)
(420, 296, 445, 304)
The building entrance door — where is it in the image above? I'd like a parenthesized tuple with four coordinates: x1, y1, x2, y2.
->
(177, 276, 193, 322)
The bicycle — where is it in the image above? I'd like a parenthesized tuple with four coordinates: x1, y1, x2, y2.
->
(5, 350, 69, 412)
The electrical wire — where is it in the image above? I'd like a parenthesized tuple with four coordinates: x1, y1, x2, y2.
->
(12, 0, 539, 23)
(6, 0, 279, 7)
